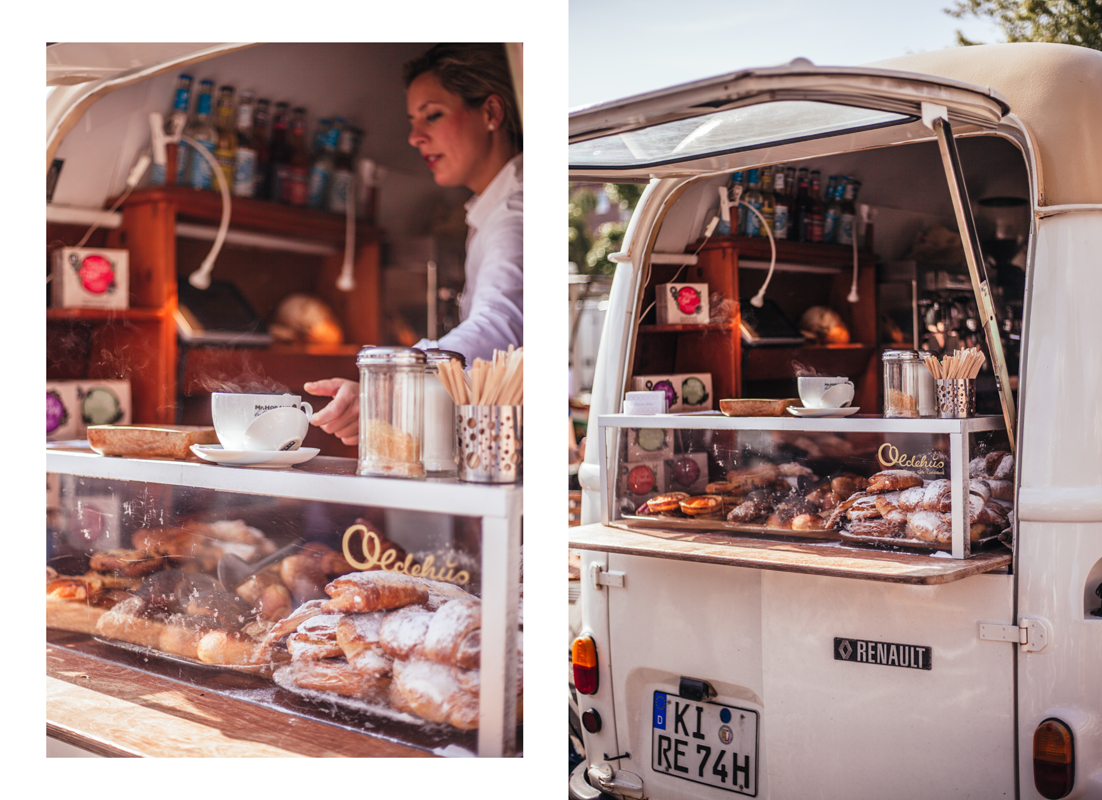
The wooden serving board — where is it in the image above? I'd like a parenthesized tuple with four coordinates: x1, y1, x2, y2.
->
(86, 424, 218, 459)
(719, 398, 801, 417)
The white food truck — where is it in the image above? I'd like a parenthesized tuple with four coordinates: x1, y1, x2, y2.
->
(569, 43, 1101, 799)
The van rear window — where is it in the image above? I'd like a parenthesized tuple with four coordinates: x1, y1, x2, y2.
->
(569, 101, 912, 170)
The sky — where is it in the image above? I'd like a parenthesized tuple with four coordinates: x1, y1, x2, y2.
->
(569, 0, 1006, 108)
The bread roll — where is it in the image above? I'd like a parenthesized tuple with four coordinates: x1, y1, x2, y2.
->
(922, 479, 952, 512)
(906, 510, 952, 543)
(195, 629, 263, 666)
(291, 656, 391, 702)
(378, 605, 435, 660)
(898, 485, 927, 513)
(866, 470, 924, 494)
(159, 613, 225, 660)
(392, 658, 480, 730)
(421, 598, 482, 670)
(323, 572, 430, 613)
(336, 611, 387, 660)
(287, 613, 345, 661)
(95, 596, 165, 648)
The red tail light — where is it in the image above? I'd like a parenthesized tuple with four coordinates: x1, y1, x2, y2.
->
(1034, 718, 1075, 799)
(572, 635, 599, 695)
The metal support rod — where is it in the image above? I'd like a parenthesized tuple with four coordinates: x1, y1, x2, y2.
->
(931, 116, 1017, 454)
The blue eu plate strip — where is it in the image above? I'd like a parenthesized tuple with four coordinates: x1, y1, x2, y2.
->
(653, 692, 667, 729)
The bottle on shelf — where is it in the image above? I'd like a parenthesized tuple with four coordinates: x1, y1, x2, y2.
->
(837, 179, 862, 246)
(328, 120, 359, 215)
(183, 79, 217, 191)
(772, 165, 791, 241)
(232, 91, 258, 198)
(793, 167, 811, 242)
(267, 102, 292, 203)
(151, 73, 192, 186)
(823, 176, 845, 244)
(213, 85, 238, 192)
(759, 167, 775, 238)
(251, 98, 272, 200)
(308, 118, 340, 210)
(808, 170, 825, 243)
(742, 168, 763, 237)
(283, 106, 311, 206)
(313, 119, 332, 160)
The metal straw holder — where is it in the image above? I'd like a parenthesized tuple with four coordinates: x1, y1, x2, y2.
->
(457, 405, 523, 483)
(936, 378, 976, 418)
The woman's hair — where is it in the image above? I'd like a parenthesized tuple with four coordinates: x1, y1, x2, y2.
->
(404, 43, 522, 152)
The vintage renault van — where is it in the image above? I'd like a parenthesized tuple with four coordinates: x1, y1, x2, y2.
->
(569, 43, 1101, 799)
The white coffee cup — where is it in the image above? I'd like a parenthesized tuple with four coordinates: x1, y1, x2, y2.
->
(212, 392, 313, 451)
(797, 376, 854, 409)
(242, 406, 312, 451)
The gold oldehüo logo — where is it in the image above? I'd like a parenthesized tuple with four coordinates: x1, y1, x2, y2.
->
(341, 524, 471, 586)
(877, 443, 945, 473)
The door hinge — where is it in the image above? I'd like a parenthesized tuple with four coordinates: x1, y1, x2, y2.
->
(978, 617, 1051, 653)
(590, 562, 625, 589)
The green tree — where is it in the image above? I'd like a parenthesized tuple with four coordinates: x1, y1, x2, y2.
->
(946, 0, 1102, 50)
(568, 183, 645, 276)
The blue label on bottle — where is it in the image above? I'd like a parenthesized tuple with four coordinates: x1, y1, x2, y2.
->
(308, 165, 331, 209)
(233, 148, 257, 197)
(188, 139, 216, 189)
(328, 171, 352, 214)
(744, 200, 763, 237)
(823, 209, 840, 243)
(773, 205, 789, 239)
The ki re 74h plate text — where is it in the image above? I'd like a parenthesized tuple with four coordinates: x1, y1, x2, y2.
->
(652, 691, 759, 795)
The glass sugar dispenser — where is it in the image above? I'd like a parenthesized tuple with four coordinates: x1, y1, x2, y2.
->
(422, 348, 465, 475)
(882, 349, 921, 418)
(356, 346, 425, 478)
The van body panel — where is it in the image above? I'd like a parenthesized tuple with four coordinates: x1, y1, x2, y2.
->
(869, 43, 1102, 208)
(596, 554, 1016, 798)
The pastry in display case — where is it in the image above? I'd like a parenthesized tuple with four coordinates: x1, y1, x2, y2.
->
(600, 414, 1013, 559)
(46, 452, 522, 757)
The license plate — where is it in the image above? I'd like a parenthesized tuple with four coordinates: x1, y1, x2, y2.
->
(652, 691, 759, 795)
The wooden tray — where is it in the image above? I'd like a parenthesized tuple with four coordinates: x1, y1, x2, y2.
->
(719, 398, 801, 417)
(87, 424, 218, 459)
(839, 531, 1006, 554)
(622, 513, 840, 542)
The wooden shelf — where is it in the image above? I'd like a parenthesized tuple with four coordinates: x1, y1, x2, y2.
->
(110, 185, 380, 245)
(700, 234, 873, 269)
(47, 307, 168, 323)
(632, 236, 879, 409)
(639, 323, 736, 334)
(48, 186, 381, 428)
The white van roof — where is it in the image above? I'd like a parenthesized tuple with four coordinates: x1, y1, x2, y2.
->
(870, 43, 1102, 208)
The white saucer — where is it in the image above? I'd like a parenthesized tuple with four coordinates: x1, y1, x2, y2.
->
(787, 406, 860, 418)
(190, 444, 320, 468)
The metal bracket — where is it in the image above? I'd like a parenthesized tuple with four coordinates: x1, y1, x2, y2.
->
(590, 562, 625, 589)
(979, 617, 1051, 653)
(589, 764, 644, 798)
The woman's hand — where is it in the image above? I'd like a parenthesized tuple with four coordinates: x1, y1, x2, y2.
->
(303, 378, 359, 445)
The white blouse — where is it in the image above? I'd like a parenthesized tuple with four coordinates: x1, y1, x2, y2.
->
(417, 153, 523, 365)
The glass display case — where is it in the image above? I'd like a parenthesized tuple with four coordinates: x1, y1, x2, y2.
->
(599, 413, 1012, 560)
(46, 444, 521, 757)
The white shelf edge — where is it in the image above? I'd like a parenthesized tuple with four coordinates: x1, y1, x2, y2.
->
(599, 413, 1005, 434)
(46, 447, 521, 519)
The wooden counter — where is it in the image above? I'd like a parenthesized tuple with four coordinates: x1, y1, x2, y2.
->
(569, 522, 1012, 585)
(47, 632, 437, 758)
